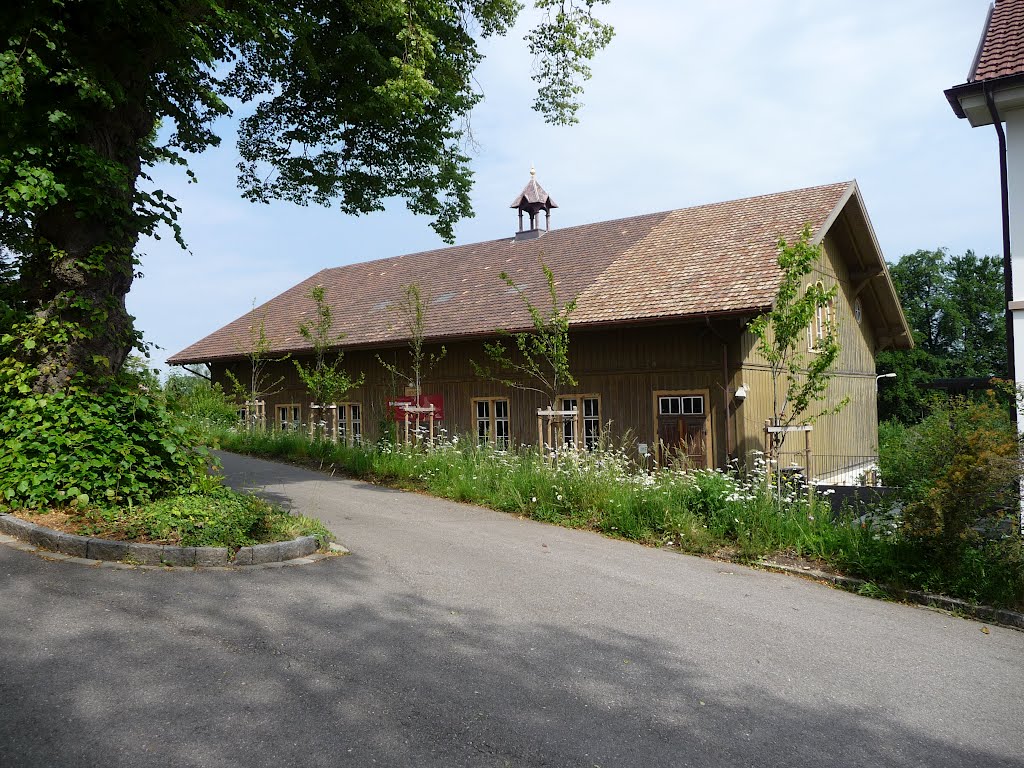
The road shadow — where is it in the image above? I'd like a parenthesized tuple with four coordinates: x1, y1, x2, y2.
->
(1, 545, 1020, 768)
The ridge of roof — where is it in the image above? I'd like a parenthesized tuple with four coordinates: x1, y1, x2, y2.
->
(167, 180, 856, 365)
(317, 180, 855, 276)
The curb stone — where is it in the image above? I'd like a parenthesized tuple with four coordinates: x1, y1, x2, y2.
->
(87, 539, 130, 562)
(57, 533, 90, 558)
(0, 513, 338, 569)
(758, 560, 1024, 632)
(251, 542, 285, 565)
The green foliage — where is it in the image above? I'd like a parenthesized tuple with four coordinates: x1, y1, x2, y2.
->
(0, 360, 212, 510)
(39, 486, 331, 549)
(880, 396, 1019, 558)
(472, 261, 577, 408)
(527, 0, 615, 125)
(749, 225, 846, 462)
(165, 371, 239, 432)
(377, 282, 446, 400)
(294, 284, 362, 407)
(877, 248, 1006, 423)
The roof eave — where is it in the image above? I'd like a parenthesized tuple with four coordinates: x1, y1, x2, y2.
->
(822, 182, 914, 351)
(167, 308, 767, 366)
(945, 73, 1024, 125)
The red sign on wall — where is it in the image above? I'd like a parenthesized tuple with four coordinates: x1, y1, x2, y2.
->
(389, 394, 445, 421)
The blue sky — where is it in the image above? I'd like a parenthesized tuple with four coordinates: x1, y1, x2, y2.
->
(133, 0, 999, 370)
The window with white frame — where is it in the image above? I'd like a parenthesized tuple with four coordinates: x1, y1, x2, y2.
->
(474, 398, 510, 448)
(277, 404, 301, 431)
(559, 395, 601, 450)
(658, 394, 704, 416)
(335, 403, 362, 445)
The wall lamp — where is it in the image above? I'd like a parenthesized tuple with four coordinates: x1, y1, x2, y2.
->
(875, 373, 897, 389)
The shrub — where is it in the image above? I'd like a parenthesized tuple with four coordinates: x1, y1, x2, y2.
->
(881, 396, 1019, 560)
(0, 362, 212, 510)
(164, 373, 239, 432)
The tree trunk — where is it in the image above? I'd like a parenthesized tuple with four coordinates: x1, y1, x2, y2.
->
(18, 97, 150, 394)
(23, 207, 138, 393)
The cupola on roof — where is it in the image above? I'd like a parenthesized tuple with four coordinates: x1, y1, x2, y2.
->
(510, 166, 557, 240)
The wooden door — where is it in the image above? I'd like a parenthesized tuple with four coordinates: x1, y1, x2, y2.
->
(655, 393, 709, 468)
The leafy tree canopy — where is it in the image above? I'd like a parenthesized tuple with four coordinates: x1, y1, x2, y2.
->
(877, 248, 1006, 423)
(0, 0, 613, 393)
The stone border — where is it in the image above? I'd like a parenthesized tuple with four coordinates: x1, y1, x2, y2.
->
(0, 513, 347, 569)
(757, 560, 1024, 632)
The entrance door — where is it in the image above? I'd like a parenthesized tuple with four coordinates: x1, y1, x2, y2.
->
(655, 393, 709, 468)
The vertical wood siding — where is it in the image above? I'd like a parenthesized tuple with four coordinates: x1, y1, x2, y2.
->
(735, 228, 880, 477)
(211, 320, 749, 466)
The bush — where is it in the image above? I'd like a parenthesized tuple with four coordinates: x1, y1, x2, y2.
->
(880, 396, 1019, 559)
(0, 363, 212, 510)
(164, 373, 239, 432)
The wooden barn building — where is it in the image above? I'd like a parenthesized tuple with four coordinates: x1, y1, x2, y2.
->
(168, 176, 912, 483)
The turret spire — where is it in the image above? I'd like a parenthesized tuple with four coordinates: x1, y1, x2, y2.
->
(510, 167, 557, 240)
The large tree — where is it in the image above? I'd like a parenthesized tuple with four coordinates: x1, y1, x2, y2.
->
(877, 248, 1006, 423)
(0, 0, 613, 394)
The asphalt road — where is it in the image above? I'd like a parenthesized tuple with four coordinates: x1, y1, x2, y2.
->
(2, 451, 1022, 768)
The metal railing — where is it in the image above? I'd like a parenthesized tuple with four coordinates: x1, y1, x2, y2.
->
(746, 451, 880, 486)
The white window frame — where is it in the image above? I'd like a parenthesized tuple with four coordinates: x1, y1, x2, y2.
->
(558, 394, 601, 450)
(657, 394, 705, 417)
(473, 397, 511, 448)
(277, 404, 301, 431)
(807, 281, 836, 353)
(335, 402, 363, 446)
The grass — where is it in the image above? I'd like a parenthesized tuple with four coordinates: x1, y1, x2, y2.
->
(204, 427, 1024, 610)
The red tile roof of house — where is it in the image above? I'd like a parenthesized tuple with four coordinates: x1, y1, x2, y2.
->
(168, 181, 858, 364)
(970, 0, 1024, 82)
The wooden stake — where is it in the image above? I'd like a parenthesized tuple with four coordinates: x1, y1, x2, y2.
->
(805, 428, 813, 503)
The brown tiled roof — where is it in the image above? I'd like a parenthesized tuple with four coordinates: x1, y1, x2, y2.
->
(970, 0, 1024, 82)
(168, 181, 854, 364)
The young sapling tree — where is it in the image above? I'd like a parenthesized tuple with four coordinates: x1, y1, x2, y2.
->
(749, 225, 846, 489)
(377, 283, 447, 399)
(225, 304, 288, 429)
(294, 285, 363, 436)
(472, 260, 578, 447)
(377, 283, 446, 442)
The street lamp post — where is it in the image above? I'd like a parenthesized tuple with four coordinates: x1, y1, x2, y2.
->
(875, 372, 896, 389)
